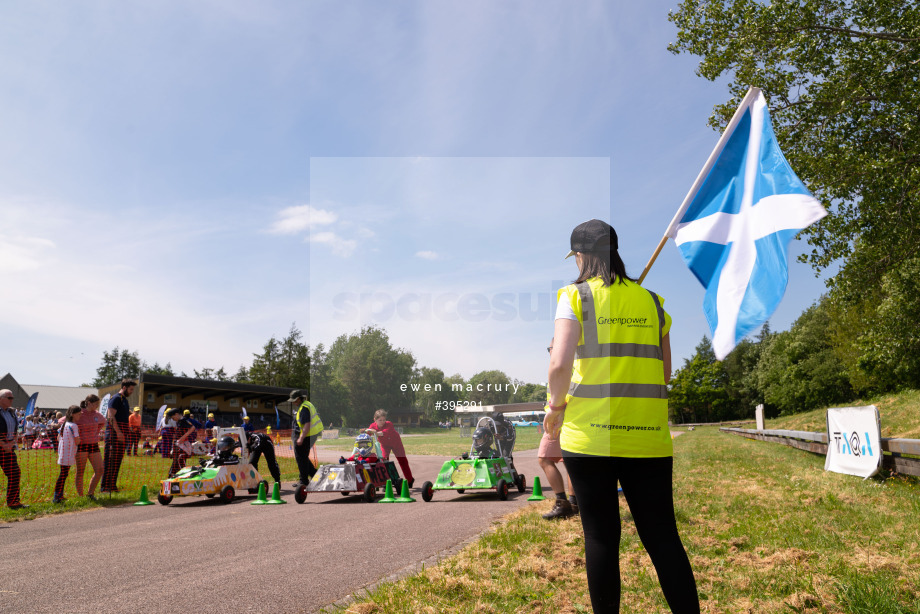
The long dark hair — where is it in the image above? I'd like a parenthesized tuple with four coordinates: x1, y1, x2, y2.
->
(80, 394, 100, 409)
(574, 248, 636, 286)
(65, 405, 81, 423)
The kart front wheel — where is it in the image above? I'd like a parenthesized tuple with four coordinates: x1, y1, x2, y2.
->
(363, 483, 377, 503)
(456, 489, 465, 494)
(157, 494, 172, 505)
(219, 485, 235, 504)
(421, 481, 434, 502)
(295, 485, 308, 504)
(515, 474, 526, 493)
(496, 479, 509, 501)
(340, 491, 351, 496)
(205, 494, 215, 499)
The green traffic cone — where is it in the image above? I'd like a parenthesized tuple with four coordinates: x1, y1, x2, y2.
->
(379, 479, 397, 503)
(266, 482, 286, 504)
(395, 478, 415, 503)
(251, 482, 268, 505)
(134, 484, 154, 506)
(527, 476, 546, 501)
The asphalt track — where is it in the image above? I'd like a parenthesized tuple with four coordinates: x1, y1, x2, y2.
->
(0, 449, 551, 614)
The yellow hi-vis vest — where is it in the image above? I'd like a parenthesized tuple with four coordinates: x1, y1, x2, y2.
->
(295, 400, 324, 438)
(559, 277, 672, 458)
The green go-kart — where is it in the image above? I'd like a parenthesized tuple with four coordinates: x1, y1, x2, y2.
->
(421, 415, 526, 502)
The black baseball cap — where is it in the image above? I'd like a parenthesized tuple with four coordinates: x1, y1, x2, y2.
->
(288, 389, 307, 401)
(565, 219, 618, 259)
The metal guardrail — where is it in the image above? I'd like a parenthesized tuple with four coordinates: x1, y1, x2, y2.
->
(720, 428, 920, 478)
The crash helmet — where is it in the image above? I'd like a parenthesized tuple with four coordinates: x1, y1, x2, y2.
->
(472, 427, 493, 454)
(216, 436, 236, 459)
(354, 433, 374, 457)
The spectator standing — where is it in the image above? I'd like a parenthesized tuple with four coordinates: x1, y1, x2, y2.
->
(540, 340, 578, 520)
(0, 389, 26, 509)
(367, 409, 414, 488)
(164, 408, 196, 477)
(102, 378, 135, 493)
(127, 407, 142, 456)
(290, 390, 323, 488)
(75, 395, 106, 500)
(204, 412, 216, 442)
(543, 219, 699, 613)
(53, 405, 82, 503)
(242, 415, 254, 433)
(183, 410, 202, 442)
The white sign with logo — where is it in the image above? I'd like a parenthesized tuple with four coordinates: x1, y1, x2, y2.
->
(825, 405, 882, 479)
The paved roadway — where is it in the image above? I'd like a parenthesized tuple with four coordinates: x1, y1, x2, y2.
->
(0, 449, 549, 614)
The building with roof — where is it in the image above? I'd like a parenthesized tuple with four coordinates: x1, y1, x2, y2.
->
(98, 373, 298, 428)
(0, 373, 97, 413)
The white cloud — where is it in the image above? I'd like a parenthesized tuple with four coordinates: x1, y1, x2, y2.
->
(268, 205, 337, 235)
(309, 231, 357, 257)
(415, 250, 438, 260)
(0, 237, 56, 272)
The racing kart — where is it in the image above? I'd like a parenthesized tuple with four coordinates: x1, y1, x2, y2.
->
(158, 427, 267, 505)
(421, 415, 526, 502)
(295, 430, 403, 503)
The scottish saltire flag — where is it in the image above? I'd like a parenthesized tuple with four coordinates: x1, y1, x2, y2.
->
(669, 88, 827, 359)
(24, 392, 38, 417)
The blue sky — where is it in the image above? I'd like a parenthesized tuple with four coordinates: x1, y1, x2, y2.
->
(0, 2, 830, 387)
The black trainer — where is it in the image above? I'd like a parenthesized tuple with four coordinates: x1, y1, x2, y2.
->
(542, 498, 575, 520)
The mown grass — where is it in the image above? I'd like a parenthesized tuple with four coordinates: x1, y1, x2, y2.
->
(767, 389, 920, 440)
(315, 426, 544, 456)
(0, 450, 303, 522)
(337, 425, 920, 613)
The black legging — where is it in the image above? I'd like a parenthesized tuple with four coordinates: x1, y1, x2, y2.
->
(248, 436, 281, 483)
(563, 455, 699, 614)
(54, 465, 71, 498)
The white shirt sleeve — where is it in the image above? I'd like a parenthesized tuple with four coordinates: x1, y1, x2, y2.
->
(555, 293, 578, 321)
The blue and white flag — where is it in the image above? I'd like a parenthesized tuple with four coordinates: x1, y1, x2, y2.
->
(668, 88, 827, 359)
(24, 392, 38, 417)
(274, 404, 280, 429)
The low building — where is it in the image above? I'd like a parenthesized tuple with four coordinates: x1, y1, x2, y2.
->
(0, 373, 97, 413)
(98, 373, 297, 428)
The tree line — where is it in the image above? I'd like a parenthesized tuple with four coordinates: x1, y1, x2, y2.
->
(666, 1, 919, 421)
(669, 293, 914, 424)
(88, 325, 547, 428)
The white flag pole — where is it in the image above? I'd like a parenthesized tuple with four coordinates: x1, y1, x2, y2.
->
(638, 87, 762, 285)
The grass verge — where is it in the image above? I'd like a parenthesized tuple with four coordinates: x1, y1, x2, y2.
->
(337, 426, 920, 613)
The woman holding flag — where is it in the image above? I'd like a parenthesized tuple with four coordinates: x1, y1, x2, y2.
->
(543, 219, 699, 613)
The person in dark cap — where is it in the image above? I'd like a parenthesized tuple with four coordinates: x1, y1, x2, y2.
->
(544, 219, 699, 613)
(289, 390, 323, 488)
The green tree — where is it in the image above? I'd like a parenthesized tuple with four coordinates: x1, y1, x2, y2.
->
(753, 300, 852, 415)
(444, 374, 468, 403)
(467, 370, 513, 406)
(669, 0, 920, 393)
(90, 347, 143, 387)
(307, 344, 352, 428)
(511, 380, 544, 404)
(328, 326, 416, 427)
(248, 324, 311, 389)
(144, 362, 175, 377)
(193, 367, 231, 382)
(412, 367, 458, 423)
(668, 336, 732, 423)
